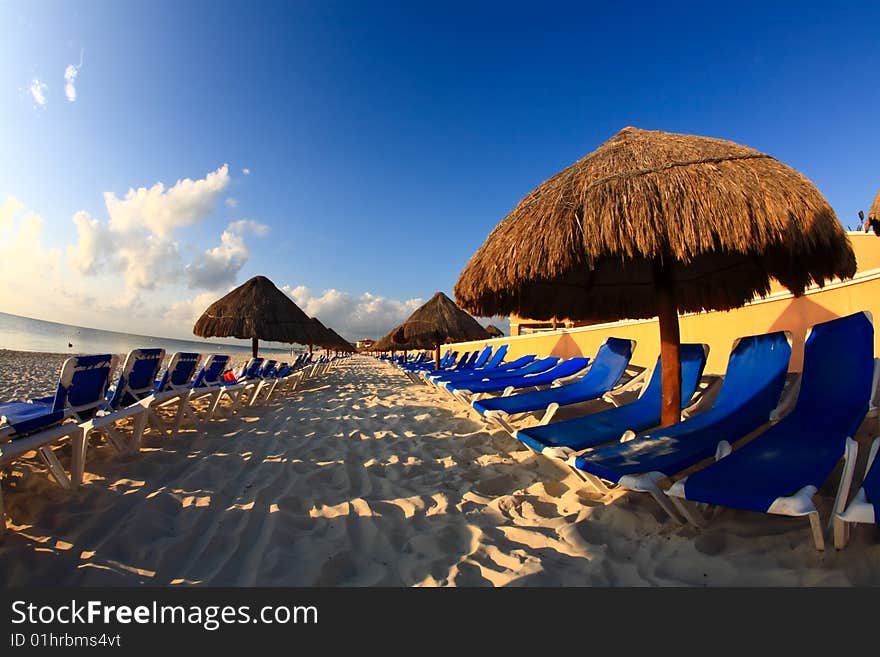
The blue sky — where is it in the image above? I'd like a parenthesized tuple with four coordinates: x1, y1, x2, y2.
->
(1, 1, 878, 341)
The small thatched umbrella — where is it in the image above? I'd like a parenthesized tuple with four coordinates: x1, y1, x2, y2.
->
(455, 127, 855, 427)
(194, 275, 321, 357)
(485, 324, 505, 338)
(860, 189, 880, 235)
(379, 291, 491, 369)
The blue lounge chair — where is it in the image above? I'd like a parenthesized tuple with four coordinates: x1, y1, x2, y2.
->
(834, 435, 880, 548)
(248, 359, 282, 406)
(179, 354, 231, 427)
(143, 352, 203, 438)
(427, 351, 534, 387)
(82, 348, 166, 456)
(568, 331, 792, 521)
(515, 344, 709, 456)
(665, 313, 877, 551)
(1, 354, 115, 528)
(405, 349, 457, 372)
(474, 338, 636, 427)
(417, 345, 510, 385)
(444, 356, 568, 400)
(210, 357, 264, 417)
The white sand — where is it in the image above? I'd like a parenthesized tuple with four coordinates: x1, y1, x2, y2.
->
(1, 354, 879, 586)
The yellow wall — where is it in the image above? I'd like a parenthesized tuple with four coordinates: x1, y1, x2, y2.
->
(456, 233, 880, 375)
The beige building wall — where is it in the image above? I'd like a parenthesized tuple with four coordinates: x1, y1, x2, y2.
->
(453, 233, 880, 375)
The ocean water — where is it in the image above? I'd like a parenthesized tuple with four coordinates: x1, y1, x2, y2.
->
(0, 311, 303, 358)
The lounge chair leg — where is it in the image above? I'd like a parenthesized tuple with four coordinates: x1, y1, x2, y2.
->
(648, 486, 685, 524)
(170, 400, 187, 438)
(492, 415, 517, 437)
(207, 390, 224, 421)
(670, 496, 707, 527)
(829, 438, 859, 531)
(130, 411, 148, 453)
(0, 481, 5, 535)
(70, 428, 88, 488)
(37, 446, 71, 490)
(808, 511, 826, 551)
(833, 515, 850, 550)
(103, 425, 127, 452)
(580, 472, 612, 494)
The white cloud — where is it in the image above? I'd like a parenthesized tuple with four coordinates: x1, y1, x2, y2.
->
(225, 197, 238, 209)
(104, 164, 230, 237)
(64, 49, 84, 102)
(185, 219, 269, 290)
(68, 165, 235, 302)
(29, 78, 47, 107)
(0, 197, 95, 322)
(241, 168, 250, 176)
(68, 210, 115, 274)
(163, 290, 222, 325)
(64, 65, 78, 102)
(282, 285, 422, 340)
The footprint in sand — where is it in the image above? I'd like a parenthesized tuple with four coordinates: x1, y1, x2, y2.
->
(314, 551, 357, 585)
(472, 473, 516, 497)
(693, 531, 727, 556)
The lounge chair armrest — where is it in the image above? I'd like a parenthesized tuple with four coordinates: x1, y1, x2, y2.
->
(602, 368, 651, 406)
(537, 403, 560, 426)
(715, 440, 732, 461)
(681, 377, 722, 419)
(768, 373, 802, 423)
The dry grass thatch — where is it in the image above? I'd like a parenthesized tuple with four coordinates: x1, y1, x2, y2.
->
(309, 317, 337, 349)
(193, 275, 320, 344)
(454, 127, 856, 321)
(374, 292, 491, 350)
(328, 328, 356, 352)
(870, 189, 880, 221)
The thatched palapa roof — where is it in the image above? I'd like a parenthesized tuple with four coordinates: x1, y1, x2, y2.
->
(375, 292, 490, 351)
(193, 275, 321, 344)
(325, 327, 356, 352)
(454, 127, 856, 321)
(869, 189, 880, 222)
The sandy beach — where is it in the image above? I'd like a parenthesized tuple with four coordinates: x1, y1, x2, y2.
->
(1, 352, 879, 586)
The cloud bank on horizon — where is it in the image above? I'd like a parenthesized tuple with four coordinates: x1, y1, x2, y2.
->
(1, 165, 458, 343)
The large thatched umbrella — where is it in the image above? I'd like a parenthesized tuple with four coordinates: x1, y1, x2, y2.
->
(193, 275, 319, 357)
(326, 327, 356, 353)
(379, 291, 491, 368)
(307, 317, 335, 354)
(455, 127, 855, 427)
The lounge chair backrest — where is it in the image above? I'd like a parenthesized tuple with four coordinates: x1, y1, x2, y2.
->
(587, 338, 636, 388)
(637, 344, 710, 403)
(483, 344, 509, 370)
(53, 354, 115, 418)
(462, 351, 480, 369)
(708, 331, 792, 419)
(260, 360, 277, 378)
(794, 312, 874, 435)
(472, 346, 494, 369)
(107, 348, 166, 409)
(192, 354, 231, 388)
(156, 352, 201, 392)
(242, 358, 264, 379)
